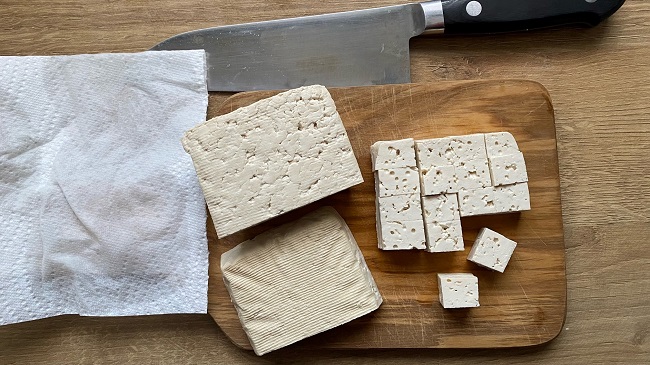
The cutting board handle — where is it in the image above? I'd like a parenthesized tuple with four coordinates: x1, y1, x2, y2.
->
(440, 0, 626, 34)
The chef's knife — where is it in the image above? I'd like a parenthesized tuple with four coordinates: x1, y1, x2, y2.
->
(151, 0, 625, 91)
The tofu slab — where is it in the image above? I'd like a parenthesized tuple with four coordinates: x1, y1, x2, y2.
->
(221, 207, 382, 355)
(182, 85, 363, 238)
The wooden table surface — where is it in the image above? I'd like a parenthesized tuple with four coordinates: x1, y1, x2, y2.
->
(1, 1, 648, 364)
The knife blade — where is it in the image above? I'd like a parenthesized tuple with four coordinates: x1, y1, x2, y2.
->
(151, 0, 625, 92)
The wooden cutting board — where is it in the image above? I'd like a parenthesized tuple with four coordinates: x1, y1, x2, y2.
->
(206, 80, 566, 350)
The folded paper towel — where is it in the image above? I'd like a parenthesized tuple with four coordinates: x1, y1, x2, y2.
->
(0, 51, 209, 324)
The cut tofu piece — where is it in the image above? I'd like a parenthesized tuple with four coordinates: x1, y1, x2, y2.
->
(221, 207, 382, 356)
(485, 132, 520, 158)
(371, 138, 417, 171)
(181, 85, 363, 238)
(488, 152, 528, 186)
(493, 183, 531, 213)
(455, 158, 492, 190)
(419, 165, 457, 196)
(424, 218, 464, 253)
(468, 228, 517, 273)
(375, 166, 420, 197)
(447, 134, 488, 164)
(376, 194, 426, 250)
(458, 187, 496, 217)
(437, 273, 480, 309)
(422, 194, 460, 223)
(415, 138, 453, 167)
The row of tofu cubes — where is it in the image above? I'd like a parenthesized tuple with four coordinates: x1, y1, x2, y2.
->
(372, 133, 530, 252)
(439, 228, 518, 309)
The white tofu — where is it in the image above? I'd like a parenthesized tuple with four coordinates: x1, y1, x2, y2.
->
(424, 218, 464, 253)
(371, 138, 417, 170)
(422, 194, 460, 223)
(415, 138, 453, 167)
(458, 187, 497, 217)
(375, 166, 420, 197)
(221, 207, 382, 355)
(182, 85, 363, 238)
(493, 183, 531, 213)
(437, 273, 479, 309)
(376, 194, 426, 250)
(489, 151, 528, 186)
(419, 165, 457, 196)
(448, 134, 487, 164)
(377, 219, 427, 250)
(467, 228, 517, 273)
(376, 194, 423, 222)
(485, 132, 520, 158)
(455, 158, 492, 190)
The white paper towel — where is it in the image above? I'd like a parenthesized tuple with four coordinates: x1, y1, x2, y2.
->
(0, 50, 209, 324)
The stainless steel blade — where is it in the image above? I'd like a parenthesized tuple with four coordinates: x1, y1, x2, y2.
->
(151, 3, 441, 91)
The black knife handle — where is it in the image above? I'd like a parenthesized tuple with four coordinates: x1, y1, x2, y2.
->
(441, 0, 626, 34)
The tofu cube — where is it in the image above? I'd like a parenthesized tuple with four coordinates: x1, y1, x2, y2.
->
(375, 167, 420, 197)
(182, 85, 363, 238)
(493, 183, 531, 213)
(376, 194, 426, 250)
(467, 228, 517, 273)
(377, 194, 423, 222)
(419, 165, 457, 196)
(455, 158, 492, 190)
(221, 207, 382, 355)
(424, 218, 464, 253)
(437, 273, 479, 309)
(447, 134, 487, 164)
(489, 151, 528, 186)
(458, 187, 496, 217)
(371, 138, 417, 170)
(485, 132, 520, 158)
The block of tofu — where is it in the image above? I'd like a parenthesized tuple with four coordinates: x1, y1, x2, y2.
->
(455, 158, 492, 190)
(493, 183, 531, 213)
(458, 187, 496, 217)
(489, 151, 528, 186)
(371, 138, 417, 170)
(419, 165, 457, 195)
(415, 138, 453, 167)
(437, 273, 479, 309)
(376, 194, 426, 250)
(447, 134, 488, 165)
(181, 85, 363, 238)
(422, 194, 460, 223)
(467, 228, 517, 273)
(424, 218, 464, 253)
(375, 166, 420, 197)
(221, 207, 382, 355)
(485, 132, 520, 158)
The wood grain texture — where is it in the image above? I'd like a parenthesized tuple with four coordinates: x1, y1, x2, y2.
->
(209, 81, 566, 350)
(0, 0, 648, 364)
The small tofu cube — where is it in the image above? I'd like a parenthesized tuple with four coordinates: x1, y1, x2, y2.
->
(377, 220, 426, 250)
(468, 228, 517, 273)
(489, 152, 528, 186)
(424, 218, 464, 253)
(493, 183, 531, 213)
(437, 273, 479, 309)
(376, 194, 423, 222)
(419, 165, 457, 195)
(485, 132, 520, 158)
(375, 167, 420, 197)
(371, 138, 417, 170)
(458, 187, 496, 217)
(415, 138, 453, 167)
(422, 194, 460, 223)
(455, 158, 492, 190)
(448, 134, 487, 164)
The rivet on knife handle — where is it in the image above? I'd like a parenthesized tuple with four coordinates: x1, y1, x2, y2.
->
(440, 0, 626, 34)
